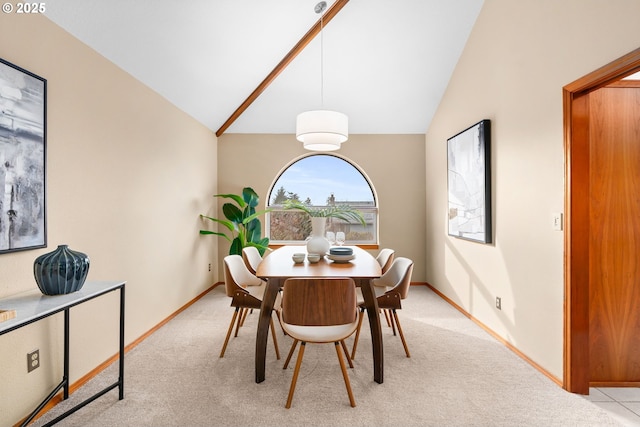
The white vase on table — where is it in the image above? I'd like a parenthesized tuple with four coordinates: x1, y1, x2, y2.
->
(306, 217, 331, 255)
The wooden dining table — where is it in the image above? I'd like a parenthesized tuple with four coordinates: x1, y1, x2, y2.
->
(255, 245, 384, 384)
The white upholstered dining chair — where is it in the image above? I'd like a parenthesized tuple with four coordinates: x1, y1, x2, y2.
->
(241, 246, 263, 276)
(279, 277, 359, 408)
(351, 257, 414, 359)
(375, 248, 395, 274)
(219, 255, 280, 360)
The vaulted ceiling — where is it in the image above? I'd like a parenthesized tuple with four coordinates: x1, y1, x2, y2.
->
(45, 0, 484, 136)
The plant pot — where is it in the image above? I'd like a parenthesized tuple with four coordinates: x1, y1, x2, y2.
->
(306, 217, 331, 255)
(34, 245, 90, 295)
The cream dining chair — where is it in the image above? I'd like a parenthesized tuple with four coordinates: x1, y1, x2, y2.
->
(351, 257, 414, 359)
(219, 255, 280, 360)
(375, 248, 395, 274)
(279, 277, 359, 408)
(241, 246, 264, 276)
(374, 248, 396, 327)
(241, 245, 285, 331)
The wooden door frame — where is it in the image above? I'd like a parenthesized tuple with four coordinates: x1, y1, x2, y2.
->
(563, 47, 640, 394)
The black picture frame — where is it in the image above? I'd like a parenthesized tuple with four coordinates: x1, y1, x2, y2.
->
(447, 119, 491, 244)
(0, 58, 47, 253)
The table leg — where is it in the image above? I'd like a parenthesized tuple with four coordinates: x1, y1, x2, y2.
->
(255, 278, 280, 383)
(63, 308, 70, 398)
(358, 278, 383, 384)
(118, 284, 125, 400)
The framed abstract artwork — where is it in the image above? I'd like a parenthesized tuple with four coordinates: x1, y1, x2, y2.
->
(447, 119, 492, 244)
(0, 58, 47, 253)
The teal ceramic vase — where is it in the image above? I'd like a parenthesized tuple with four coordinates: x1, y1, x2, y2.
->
(34, 245, 90, 295)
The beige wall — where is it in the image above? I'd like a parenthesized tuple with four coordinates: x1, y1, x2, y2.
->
(3, 2, 639, 423)
(0, 14, 217, 425)
(217, 133, 426, 281)
(425, 0, 640, 380)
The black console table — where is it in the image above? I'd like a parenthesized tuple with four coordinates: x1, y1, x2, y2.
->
(0, 281, 126, 426)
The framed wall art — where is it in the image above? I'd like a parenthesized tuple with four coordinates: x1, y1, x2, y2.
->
(0, 58, 47, 253)
(447, 119, 491, 244)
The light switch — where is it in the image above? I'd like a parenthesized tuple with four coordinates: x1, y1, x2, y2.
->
(552, 213, 563, 231)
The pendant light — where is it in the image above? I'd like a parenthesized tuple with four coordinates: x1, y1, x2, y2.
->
(296, 1, 348, 151)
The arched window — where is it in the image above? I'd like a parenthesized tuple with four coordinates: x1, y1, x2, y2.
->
(267, 154, 378, 245)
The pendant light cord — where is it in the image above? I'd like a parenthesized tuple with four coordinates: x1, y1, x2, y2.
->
(320, 12, 325, 108)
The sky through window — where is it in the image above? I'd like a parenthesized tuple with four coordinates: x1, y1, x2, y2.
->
(269, 155, 374, 206)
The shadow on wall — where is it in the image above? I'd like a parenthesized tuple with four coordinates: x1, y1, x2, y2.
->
(442, 237, 518, 345)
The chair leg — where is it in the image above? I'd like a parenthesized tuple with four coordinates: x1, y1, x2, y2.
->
(238, 308, 244, 327)
(274, 310, 287, 335)
(286, 341, 306, 409)
(235, 308, 246, 337)
(220, 308, 240, 358)
(351, 308, 365, 359)
(283, 339, 299, 369)
(340, 340, 354, 368)
(334, 342, 356, 407)
(392, 309, 410, 358)
(383, 308, 392, 327)
(389, 309, 397, 336)
(239, 307, 250, 327)
(270, 316, 281, 360)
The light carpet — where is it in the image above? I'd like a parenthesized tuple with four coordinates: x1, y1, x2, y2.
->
(32, 286, 621, 427)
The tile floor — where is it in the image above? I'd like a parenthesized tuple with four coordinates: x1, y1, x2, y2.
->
(585, 388, 640, 426)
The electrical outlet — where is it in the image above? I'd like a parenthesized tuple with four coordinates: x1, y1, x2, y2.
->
(208, 263, 211, 272)
(496, 297, 502, 310)
(27, 349, 40, 373)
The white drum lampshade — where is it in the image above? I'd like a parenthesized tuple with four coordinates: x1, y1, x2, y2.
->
(296, 110, 348, 151)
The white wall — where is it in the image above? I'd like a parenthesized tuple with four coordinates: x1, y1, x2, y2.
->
(425, 0, 640, 380)
(0, 14, 217, 425)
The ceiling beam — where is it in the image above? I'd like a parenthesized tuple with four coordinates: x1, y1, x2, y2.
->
(215, 0, 350, 137)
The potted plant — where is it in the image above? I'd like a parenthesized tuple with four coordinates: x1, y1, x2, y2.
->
(282, 199, 366, 255)
(200, 187, 271, 256)
(282, 199, 366, 224)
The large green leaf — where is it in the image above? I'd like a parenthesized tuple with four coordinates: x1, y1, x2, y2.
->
(245, 238, 270, 256)
(199, 230, 231, 242)
(255, 237, 270, 256)
(242, 205, 256, 223)
(229, 237, 243, 256)
(282, 200, 365, 225)
(242, 208, 273, 225)
(242, 187, 259, 208)
(214, 193, 246, 208)
(246, 218, 261, 243)
(222, 203, 243, 224)
(200, 215, 235, 232)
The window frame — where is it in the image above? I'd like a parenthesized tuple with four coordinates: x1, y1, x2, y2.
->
(265, 153, 379, 247)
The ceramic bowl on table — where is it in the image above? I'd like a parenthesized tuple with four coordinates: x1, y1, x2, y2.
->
(329, 247, 353, 256)
(307, 254, 321, 263)
(327, 253, 356, 263)
(292, 253, 306, 263)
